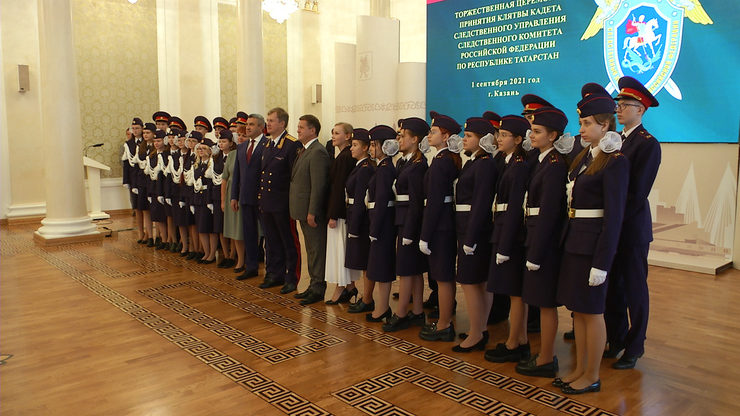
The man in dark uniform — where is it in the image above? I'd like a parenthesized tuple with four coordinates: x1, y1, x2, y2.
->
(258, 107, 303, 294)
(123, 117, 144, 210)
(153, 111, 171, 131)
(604, 76, 661, 369)
(231, 114, 268, 280)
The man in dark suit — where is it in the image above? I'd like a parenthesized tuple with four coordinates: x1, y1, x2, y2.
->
(290, 115, 331, 305)
(258, 107, 303, 294)
(230, 113, 268, 280)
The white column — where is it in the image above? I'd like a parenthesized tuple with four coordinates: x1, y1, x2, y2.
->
(334, 42, 357, 126)
(156, 0, 181, 115)
(370, 0, 391, 18)
(396, 62, 426, 120)
(200, 0, 221, 118)
(0, 22, 12, 219)
(236, 0, 265, 113)
(34, 0, 98, 242)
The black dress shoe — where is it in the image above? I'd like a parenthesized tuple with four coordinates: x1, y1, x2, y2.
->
(146, 238, 155, 247)
(185, 252, 197, 260)
(200, 259, 216, 265)
(603, 343, 625, 359)
(294, 290, 310, 299)
(281, 283, 298, 295)
(234, 266, 245, 273)
(552, 378, 567, 388)
(325, 288, 350, 305)
(423, 293, 438, 309)
(176, 242, 183, 252)
(366, 308, 392, 323)
(484, 342, 531, 363)
(419, 322, 455, 342)
(259, 277, 284, 289)
(562, 380, 601, 394)
(300, 291, 324, 305)
(459, 330, 489, 342)
(382, 313, 410, 332)
(217, 258, 229, 268)
(137, 239, 145, 244)
(452, 335, 487, 352)
(515, 355, 559, 378)
(236, 269, 259, 280)
(169, 243, 178, 253)
(563, 329, 575, 340)
(612, 354, 641, 370)
(180, 251, 189, 257)
(348, 300, 374, 313)
(339, 287, 358, 303)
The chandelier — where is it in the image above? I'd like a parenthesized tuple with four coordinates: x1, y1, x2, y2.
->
(262, 0, 318, 24)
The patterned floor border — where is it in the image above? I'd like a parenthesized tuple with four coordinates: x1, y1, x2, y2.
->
(32, 245, 330, 416)
(137, 236, 617, 416)
(139, 280, 345, 364)
(63, 246, 168, 278)
(334, 365, 536, 416)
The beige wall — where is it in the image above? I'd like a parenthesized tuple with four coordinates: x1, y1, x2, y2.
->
(1, 0, 45, 208)
(72, 0, 159, 178)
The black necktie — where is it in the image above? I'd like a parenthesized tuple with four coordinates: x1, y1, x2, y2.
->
(397, 158, 407, 170)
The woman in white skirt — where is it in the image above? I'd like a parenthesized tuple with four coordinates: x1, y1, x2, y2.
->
(325, 122, 361, 304)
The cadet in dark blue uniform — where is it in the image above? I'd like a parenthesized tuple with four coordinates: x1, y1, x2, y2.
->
(168, 116, 187, 132)
(146, 129, 169, 249)
(452, 117, 498, 352)
(258, 108, 303, 294)
(383, 117, 429, 332)
(555, 88, 629, 395)
(163, 129, 178, 252)
(193, 138, 216, 263)
(170, 130, 190, 255)
(123, 117, 145, 241)
(604, 76, 661, 370)
(183, 131, 202, 259)
(364, 125, 398, 323)
(484, 115, 531, 363)
(346, 129, 376, 314)
(419, 112, 462, 342)
(153, 111, 170, 132)
(136, 123, 156, 246)
(514, 107, 570, 378)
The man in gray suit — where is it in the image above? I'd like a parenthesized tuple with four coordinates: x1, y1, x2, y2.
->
(290, 114, 331, 305)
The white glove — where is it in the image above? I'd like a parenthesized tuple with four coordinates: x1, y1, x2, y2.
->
(147, 197, 152, 203)
(348, 233, 358, 238)
(402, 238, 412, 246)
(157, 196, 164, 204)
(526, 261, 541, 271)
(190, 206, 195, 214)
(496, 253, 510, 264)
(419, 240, 431, 255)
(132, 188, 139, 194)
(123, 184, 130, 190)
(588, 267, 607, 286)
(207, 203, 214, 213)
(165, 198, 172, 206)
(369, 236, 377, 242)
(178, 201, 185, 208)
(463, 244, 476, 256)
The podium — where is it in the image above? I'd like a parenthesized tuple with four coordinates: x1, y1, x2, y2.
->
(83, 156, 111, 220)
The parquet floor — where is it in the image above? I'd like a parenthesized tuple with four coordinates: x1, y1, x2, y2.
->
(1, 214, 739, 415)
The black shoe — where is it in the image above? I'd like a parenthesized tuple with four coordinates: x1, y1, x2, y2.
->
(603, 343, 625, 359)
(563, 329, 575, 340)
(382, 313, 411, 332)
(280, 283, 297, 295)
(176, 242, 183, 252)
(423, 293, 438, 309)
(294, 290, 310, 299)
(217, 258, 229, 268)
(169, 243, 178, 253)
(562, 380, 601, 395)
(259, 276, 284, 289)
(300, 290, 323, 305)
(348, 300, 374, 313)
(200, 259, 215, 265)
(234, 266, 245, 273)
(186, 252, 197, 260)
(366, 308, 392, 323)
(552, 378, 567, 388)
(146, 238, 155, 247)
(408, 311, 426, 327)
(612, 354, 641, 370)
(459, 330, 489, 342)
(236, 269, 259, 280)
(419, 322, 455, 342)
(326, 288, 355, 305)
(180, 251, 189, 257)
(484, 342, 531, 363)
(452, 335, 487, 352)
(515, 355, 559, 378)
(137, 238, 145, 244)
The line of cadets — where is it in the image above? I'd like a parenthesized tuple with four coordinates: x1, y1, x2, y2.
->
(121, 75, 660, 396)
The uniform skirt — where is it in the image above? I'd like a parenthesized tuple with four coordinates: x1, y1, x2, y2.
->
(195, 205, 214, 234)
(164, 200, 173, 218)
(345, 221, 370, 271)
(521, 247, 562, 308)
(367, 222, 396, 283)
(212, 205, 224, 234)
(325, 219, 361, 286)
(556, 252, 607, 314)
(135, 190, 150, 210)
(150, 199, 166, 222)
(427, 229, 456, 283)
(395, 230, 428, 277)
(455, 240, 492, 284)
(486, 241, 525, 296)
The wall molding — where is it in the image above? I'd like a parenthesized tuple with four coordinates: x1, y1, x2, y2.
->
(6, 202, 46, 218)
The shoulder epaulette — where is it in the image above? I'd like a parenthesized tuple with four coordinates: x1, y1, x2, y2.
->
(285, 134, 297, 142)
(549, 153, 559, 163)
(514, 155, 524, 163)
(611, 152, 624, 158)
